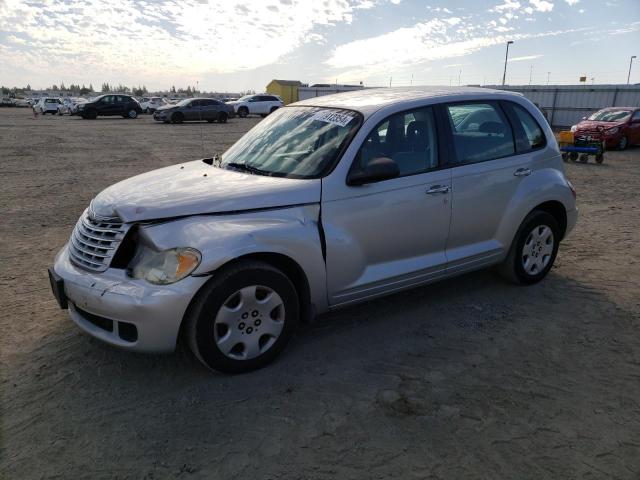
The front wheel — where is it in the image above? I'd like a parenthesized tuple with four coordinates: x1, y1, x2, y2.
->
(127, 109, 138, 119)
(617, 135, 628, 151)
(238, 107, 248, 118)
(185, 261, 299, 374)
(217, 112, 228, 123)
(171, 112, 184, 124)
(499, 210, 560, 285)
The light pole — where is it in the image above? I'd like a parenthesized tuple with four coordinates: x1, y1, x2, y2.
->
(502, 40, 513, 86)
(628, 55, 637, 85)
(547, 71, 551, 85)
(529, 65, 533, 85)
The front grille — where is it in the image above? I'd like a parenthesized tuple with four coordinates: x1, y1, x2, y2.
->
(69, 209, 130, 272)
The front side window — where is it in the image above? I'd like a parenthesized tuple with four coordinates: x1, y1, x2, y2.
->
(632, 110, 640, 121)
(353, 107, 438, 178)
(221, 106, 362, 179)
(446, 102, 514, 164)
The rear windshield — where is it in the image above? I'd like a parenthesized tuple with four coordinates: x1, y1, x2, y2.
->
(588, 109, 632, 122)
(221, 106, 362, 179)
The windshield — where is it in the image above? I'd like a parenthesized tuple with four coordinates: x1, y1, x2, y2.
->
(176, 98, 192, 107)
(221, 106, 362, 179)
(237, 95, 253, 102)
(588, 109, 632, 122)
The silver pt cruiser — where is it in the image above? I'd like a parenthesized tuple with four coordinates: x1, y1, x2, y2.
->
(49, 87, 578, 373)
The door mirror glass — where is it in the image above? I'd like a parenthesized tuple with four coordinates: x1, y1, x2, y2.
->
(347, 157, 400, 186)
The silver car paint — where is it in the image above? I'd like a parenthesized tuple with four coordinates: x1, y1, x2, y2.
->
(53, 87, 577, 353)
(90, 160, 321, 222)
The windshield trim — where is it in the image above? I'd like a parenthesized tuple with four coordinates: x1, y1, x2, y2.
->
(221, 105, 364, 180)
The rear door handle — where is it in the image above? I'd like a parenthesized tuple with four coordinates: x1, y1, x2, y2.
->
(514, 168, 532, 177)
(426, 185, 450, 194)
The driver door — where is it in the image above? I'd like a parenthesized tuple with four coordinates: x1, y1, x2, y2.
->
(322, 106, 452, 306)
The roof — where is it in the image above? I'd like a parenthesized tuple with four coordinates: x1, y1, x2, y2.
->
(269, 79, 303, 86)
(292, 86, 523, 118)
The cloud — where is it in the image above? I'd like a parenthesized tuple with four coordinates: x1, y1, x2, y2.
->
(564, 0, 579, 5)
(530, 0, 554, 12)
(509, 54, 544, 61)
(0, 0, 381, 85)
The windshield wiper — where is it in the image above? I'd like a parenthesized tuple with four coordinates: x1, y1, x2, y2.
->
(225, 162, 272, 176)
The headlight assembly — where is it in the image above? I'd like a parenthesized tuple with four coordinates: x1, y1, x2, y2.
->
(606, 127, 619, 135)
(570, 125, 577, 132)
(128, 244, 201, 285)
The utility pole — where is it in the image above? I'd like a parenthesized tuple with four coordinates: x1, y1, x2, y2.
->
(389, 77, 392, 87)
(547, 71, 551, 85)
(628, 56, 637, 84)
(502, 40, 513, 86)
(529, 65, 533, 85)
(458, 69, 462, 86)
(410, 74, 413, 86)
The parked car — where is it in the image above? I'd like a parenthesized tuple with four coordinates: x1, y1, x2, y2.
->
(34, 97, 63, 114)
(13, 98, 31, 108)
(57, 97, 81, 115)
(226, 94, 283, 118)
(49, 87, 578, 373)
(70, 98, 89, 115)
(77, 94, 142, 119)
(571, 107, 640, 150)
(1, 97, 15, 107)
(140, 96, 169, 114)
(153, 98, 234, 124)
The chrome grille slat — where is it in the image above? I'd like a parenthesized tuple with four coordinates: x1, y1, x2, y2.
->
(69, 209, 130, 272)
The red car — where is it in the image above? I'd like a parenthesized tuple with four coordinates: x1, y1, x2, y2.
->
(571, 107, 640, 150)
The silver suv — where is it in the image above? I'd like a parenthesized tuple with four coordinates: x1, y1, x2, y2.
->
(49, 87, 578, 373)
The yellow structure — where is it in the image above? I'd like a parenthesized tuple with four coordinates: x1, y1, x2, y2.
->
(266, 80, 303, 105)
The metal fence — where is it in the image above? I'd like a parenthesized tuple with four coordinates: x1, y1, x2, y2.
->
(488, 85, 640, 128)
(298, 85, 365, 101)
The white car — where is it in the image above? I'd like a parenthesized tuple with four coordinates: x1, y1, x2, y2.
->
(35, 97, 63, 114)
(226, 94, 283, 118)
(140, 97, 169, 114)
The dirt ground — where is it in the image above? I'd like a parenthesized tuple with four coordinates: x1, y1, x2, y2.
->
(1, 107, 639, 479)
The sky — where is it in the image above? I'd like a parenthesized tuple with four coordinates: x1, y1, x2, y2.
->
(0, 0, 639, 93)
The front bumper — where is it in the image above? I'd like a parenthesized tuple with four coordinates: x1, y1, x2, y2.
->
(51, 245, 209, 353)
(153, 111, 170, 121)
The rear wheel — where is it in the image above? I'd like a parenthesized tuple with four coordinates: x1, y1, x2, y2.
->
(595, 153, 604, 164)
(185, 261, 299, 374)
(83, 109, 97, 119)
(171, 112, 184, 124)
(238, 107, 248, 118)
(569, 152, 579, 162)
(499, 210, 560, 285)
(217, 112, 228, 123)
(269, 106, 279, 114)
(579, 154, 589, 163)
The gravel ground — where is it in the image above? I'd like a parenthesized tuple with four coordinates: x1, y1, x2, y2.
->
(1, 107, 639, 479)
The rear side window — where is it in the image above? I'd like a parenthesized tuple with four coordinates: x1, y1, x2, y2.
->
(446, 102, 514, 164)
(509, 103, 546, 152)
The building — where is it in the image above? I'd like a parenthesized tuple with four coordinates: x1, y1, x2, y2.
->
(266, 80, 304, 104)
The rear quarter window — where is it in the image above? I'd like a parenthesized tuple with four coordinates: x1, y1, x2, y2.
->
(507, 103, 546, 152)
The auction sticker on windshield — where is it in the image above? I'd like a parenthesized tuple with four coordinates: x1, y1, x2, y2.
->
(310, 110, 355, 127)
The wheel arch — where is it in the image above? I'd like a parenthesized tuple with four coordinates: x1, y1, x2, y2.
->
(530, 200, 567, 240)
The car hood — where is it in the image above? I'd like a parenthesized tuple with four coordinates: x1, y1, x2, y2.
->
(155, 104, 176, 111)
(576, 120, 625, 130)
(90, 159, 321, 223)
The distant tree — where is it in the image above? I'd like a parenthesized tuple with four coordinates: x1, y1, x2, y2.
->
(101, 82, 110, 92)
(171, 85, 176, 93)
(60, 81, 66, 91)
(89, 83, 94, 92)
(26, 83, 31, 91)
(80, 84, 91, 95)
(51, 84, 58, 91)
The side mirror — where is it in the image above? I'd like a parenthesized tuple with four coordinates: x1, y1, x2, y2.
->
(347, 157, 400, 186)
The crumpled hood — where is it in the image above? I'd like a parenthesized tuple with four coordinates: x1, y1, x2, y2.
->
(155, 104, 176, 112)
(90, 160, 321, 223)
(576, 120, 625, 131)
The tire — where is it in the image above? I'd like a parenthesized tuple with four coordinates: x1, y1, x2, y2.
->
(185, 260, 299, 374)
(206, 119, 214, 123)
(617, 135, 628, 151)
(579, 154, 589, 163)
(217, 112, 228, 123)
(84, 110, 97, 119)
(171, 112, 184, 124)
(595, 153, 604, 164)
(260, 114, 267, 118)
(238, 107, 248, 118)
(569, 152, 579, 162)
(145, 108, 150, 114)
(561, 152, 569, 162)
(127, 109, 138, 119)
(499, 210, 560, 285)
(269, 106, 279, 114)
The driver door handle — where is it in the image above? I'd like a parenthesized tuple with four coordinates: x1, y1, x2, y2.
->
(514, 168, 532, 177)
(426, 185, 451, 194)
